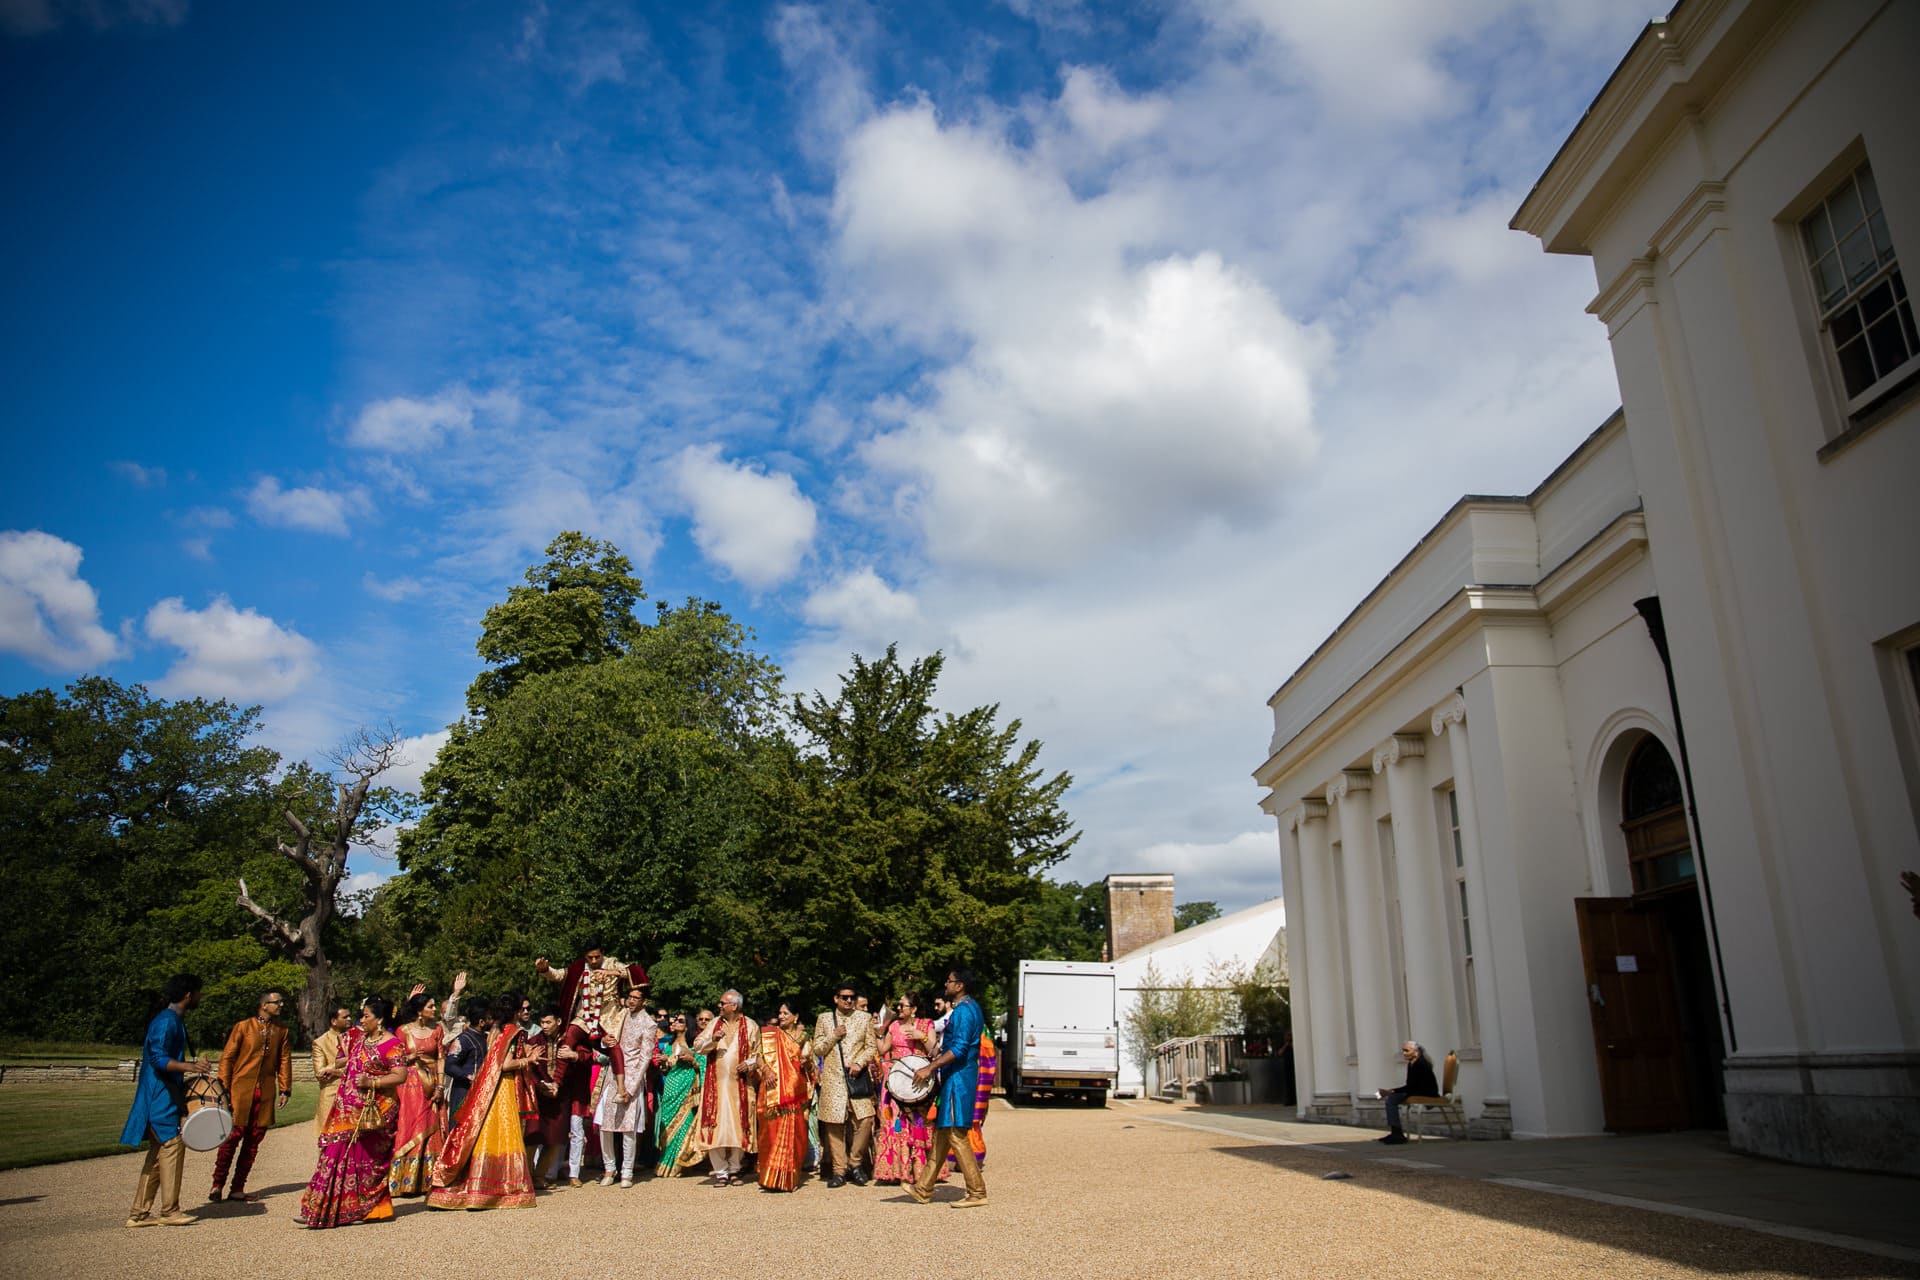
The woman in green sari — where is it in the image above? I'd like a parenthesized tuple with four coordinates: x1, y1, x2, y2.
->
(654, 1011, 705, 1176)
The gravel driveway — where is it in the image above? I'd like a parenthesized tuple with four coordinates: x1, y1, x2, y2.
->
(1, 1099, 1910, 1278)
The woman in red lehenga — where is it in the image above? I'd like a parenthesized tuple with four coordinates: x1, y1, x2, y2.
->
(429, 997, 540, 1210)
(299, 997, 406, 1228)
(754, 1000, 813, 1192)
(389, 992, 445, 1196)
(874, 989, 939, 1185)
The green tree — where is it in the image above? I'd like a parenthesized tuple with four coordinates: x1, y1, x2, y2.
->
(735, 646, 1079, 1010)
(1121, 959, 1233, 1077)
(0, 678, 285, 1042)
(467, 532, 648, 715)
(1174, 900, 1222, 930)
(1018, 878, 1109, 962)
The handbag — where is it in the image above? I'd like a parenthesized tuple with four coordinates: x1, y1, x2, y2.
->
(833, 1011, 873, 1100)
(349, 1091, 396, 1132)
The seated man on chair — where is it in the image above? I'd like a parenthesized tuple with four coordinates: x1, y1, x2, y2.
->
(1375, 1041, 1438, 1145)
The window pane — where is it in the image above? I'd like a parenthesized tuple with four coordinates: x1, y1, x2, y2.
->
(1832, 304, 1864, 346)
(1837, 328, 1878, 397)
(1828, 177, 1864, 237)
(1857, 164, 1880, 214)
(1866, 306, 1913, 380)
(1813, 253, 1847, 307)
(1900, 295, 1918, 356)
(1859, 277, 1896, 326)
(1457, 884, 1472, 958)
(1869, 210, 1894, 262)
(1840, 226, 1878, 287)
(1802, 208, 1835, 259)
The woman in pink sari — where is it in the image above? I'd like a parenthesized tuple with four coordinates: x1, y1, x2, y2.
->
(299, 996, 406, 1228)
(389, 992, 445, 1196)
(873, 989, 939, 1185)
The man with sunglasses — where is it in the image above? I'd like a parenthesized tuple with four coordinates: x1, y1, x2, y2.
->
(209, 988, 293, 1204)
(814, 982, 877, 1187)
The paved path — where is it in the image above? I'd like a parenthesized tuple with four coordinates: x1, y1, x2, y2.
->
(1, 1098, 1914, 1278)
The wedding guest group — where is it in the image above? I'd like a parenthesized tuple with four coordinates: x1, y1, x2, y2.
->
(123, 950, 999, 1227)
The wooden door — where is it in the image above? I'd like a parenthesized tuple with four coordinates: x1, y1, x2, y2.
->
(1574, 897, 1692, 1132)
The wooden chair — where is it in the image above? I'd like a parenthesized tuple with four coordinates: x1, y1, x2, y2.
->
(1403, 1050, 1465, 1140)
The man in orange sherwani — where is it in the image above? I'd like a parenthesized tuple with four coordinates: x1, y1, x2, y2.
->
(310, 1003, 353, 1139)
(209, 988, 293, 1203)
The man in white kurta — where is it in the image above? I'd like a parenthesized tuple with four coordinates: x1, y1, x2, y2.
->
(593, 989, 658, 1186)
(691, 989, 759, 1183)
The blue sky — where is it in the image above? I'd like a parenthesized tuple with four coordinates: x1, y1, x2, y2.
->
(1, 0, 1653, 907)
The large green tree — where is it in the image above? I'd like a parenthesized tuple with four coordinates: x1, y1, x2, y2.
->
(732, 646, 1079, 1012)
(0, 678, 292, 1043)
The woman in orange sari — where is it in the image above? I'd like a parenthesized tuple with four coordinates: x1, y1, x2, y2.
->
(754, 999, 813, 1192)
(299, 997, 406, 1229)
(389, 992, 445, 1196)
(429, 997, 540, 1210)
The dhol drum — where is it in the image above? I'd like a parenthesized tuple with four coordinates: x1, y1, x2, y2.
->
(886, 1054, 935, 1105)
(181, 1075, 234, 1151)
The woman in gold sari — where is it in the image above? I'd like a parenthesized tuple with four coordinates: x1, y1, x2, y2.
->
(754, 999, 812, 1192)
(428, 997, 540, 1210)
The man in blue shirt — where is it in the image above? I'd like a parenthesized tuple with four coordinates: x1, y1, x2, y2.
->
(907, 966, 988, 1207)
(121, 973, 213, 1227)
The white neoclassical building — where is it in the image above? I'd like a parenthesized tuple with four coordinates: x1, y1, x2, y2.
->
(1259, 0, 1919, 1173)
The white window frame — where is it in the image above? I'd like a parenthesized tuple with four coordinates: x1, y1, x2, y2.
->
(1440, 786, 1482, 1054)
(1798, 160, 1920, 417)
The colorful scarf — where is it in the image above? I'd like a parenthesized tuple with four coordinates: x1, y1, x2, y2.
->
(433, 1024, 533, 1185)
(696, 1014, 755, 1148)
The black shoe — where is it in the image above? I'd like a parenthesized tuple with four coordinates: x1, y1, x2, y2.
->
(847, 1169, 870, 1186)
(827, 1176, 846, 1188)
(1380, 1132, 1409, 1145)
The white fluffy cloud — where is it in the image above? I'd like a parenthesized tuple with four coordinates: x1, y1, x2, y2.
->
(672, 445, 817, 590)
(246, 477, 367, 536)
(834, 103, 1325, 572)
(144, 595, 319, 702)
(348, 386, 517, 453)
(0, 530, 127, 669)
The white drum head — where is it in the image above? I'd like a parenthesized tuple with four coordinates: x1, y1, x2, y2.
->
(180, 1104, 233, 1151)
(888, 1054, 934, 1104)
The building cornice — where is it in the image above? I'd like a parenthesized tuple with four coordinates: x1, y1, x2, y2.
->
(1589, 257, 1659, 336)
(1511, 0, 1790, 255)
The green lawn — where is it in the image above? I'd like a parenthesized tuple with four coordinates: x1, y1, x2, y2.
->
(0, 1079, 321, 1171)
(0, 1038, 143, 1065)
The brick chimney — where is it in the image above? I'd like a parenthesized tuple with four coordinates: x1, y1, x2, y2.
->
(1104, 873, 1176, 960)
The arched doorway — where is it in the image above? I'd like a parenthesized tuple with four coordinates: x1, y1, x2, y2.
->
(1575, 735, 1726, 1131)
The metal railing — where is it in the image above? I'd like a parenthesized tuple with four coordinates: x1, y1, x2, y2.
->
(1150, 1033, 1245, 1098)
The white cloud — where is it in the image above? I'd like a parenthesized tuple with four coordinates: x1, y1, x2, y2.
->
(1129, 830, 1284, 905)
(110, 460, 167, 487)
(672, 445, 817, 590)
(144, 595, 319, 703)
(0, 530, 127, 669)
(834, 103, 1325, 572)
(800, 567, 934, 654)
(362, 573, 425, 602)
(246, 476, 367, 537)
(386, 728, 451, 796)
(348, 386, 516, 453)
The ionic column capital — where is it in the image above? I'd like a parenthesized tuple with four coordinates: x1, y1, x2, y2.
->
(1325, 769, 1373, 803)
(1285, 798, 1330, 831)
(1430, 693, 1467, 737)
(1371, 734, 1427, 774)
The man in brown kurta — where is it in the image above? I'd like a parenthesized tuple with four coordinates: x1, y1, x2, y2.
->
(813, 983, 877, 1186)
(310, 1003, 353, 1139)
(209, 989, 293, 1202)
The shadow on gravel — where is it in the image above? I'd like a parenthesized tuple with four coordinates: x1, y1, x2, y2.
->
(1207, 1142, 1919, 1279)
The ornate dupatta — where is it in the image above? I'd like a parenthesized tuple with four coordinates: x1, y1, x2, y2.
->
(433, 1024, 529, 1182)
(330, 1027, 400, 1131)
(696, 1015, 755, 1146)
(757, 1025, 810, 1118)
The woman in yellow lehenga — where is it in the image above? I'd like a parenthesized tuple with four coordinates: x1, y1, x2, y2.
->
(754, 999, 813, 1192)
(429, 997, 539, 1210)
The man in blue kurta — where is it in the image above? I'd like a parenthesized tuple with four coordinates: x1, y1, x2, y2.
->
(907, 966, 987, 1206)
(121, 973, 214, 1227)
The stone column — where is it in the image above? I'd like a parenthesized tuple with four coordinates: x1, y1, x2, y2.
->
(1434, 693, 1510, 1131)
(1290, 799, 1351, 1120)
(1328, 768, 1398, 1111)
(1374, 733, 1459, 1058)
